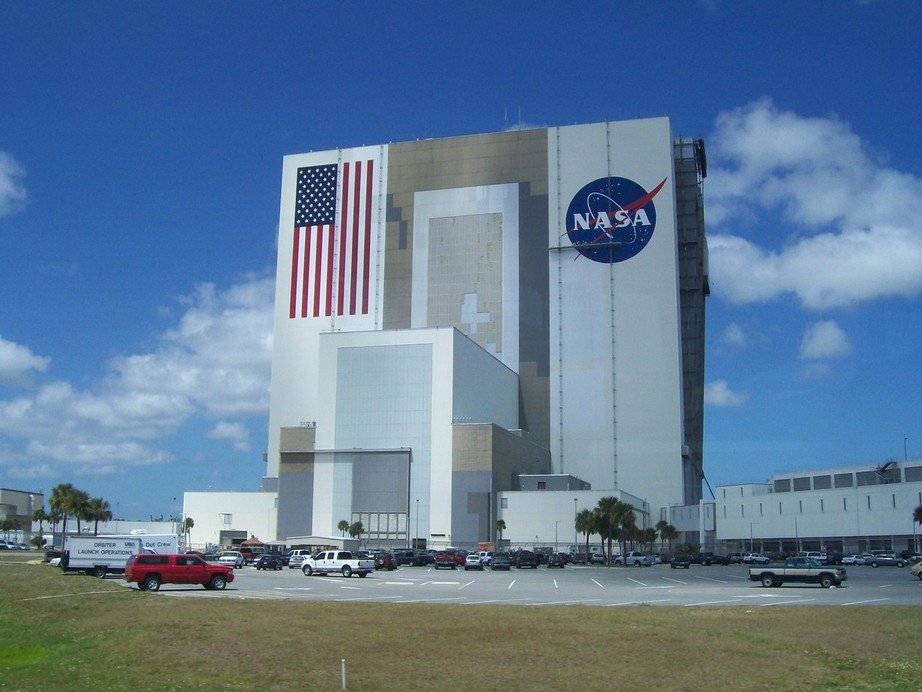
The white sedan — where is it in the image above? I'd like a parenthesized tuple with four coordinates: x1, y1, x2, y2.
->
(463, 554, 484, 571)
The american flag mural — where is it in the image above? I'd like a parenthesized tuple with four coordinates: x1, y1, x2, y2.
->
(289, 159, 375, 318)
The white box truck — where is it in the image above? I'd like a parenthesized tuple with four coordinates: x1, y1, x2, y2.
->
(61, 536, 146, 578)
(100, 533, 179, 555)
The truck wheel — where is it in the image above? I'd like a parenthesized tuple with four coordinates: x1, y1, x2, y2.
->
(342, 565, 353, 578)
(358, 571, 367, 578)
(209, 575, 227, 590)
(142, 575, 161, 592)
(870, 561, 879, 568)
(93, 566, 107, 579)
(896, 561, 905, 568)
(760, 574, 776, 588)
(302, 565, 313, 576)
(819, 574, 834, 588)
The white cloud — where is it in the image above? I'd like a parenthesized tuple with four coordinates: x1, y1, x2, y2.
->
(705, 380, 749, 407)
(706, 98, 922, 309)
(0, 274, 274, 476)
(800, 320, 851, 360)
(0, 335, 50, 386)
(721, 323, 746, 346)
(0, 151, 27, 217)
(207, 421, 251, 452)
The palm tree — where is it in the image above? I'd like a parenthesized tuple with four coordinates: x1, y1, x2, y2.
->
(595, 497, 623, 566)
(32, 508, 48, 543)
(495, 519, 506, 546)
(575, 509, 595, 557)
(49, 483, 76, 539)
(660, 523, 679, 552)
(914, 505, 922, 551)
(85, 497, 112, 536)
(72, 490, 92, 533)
(183, 516, 195, 546)
(337, 520, 350, 537)
(348, 521, 365, 545)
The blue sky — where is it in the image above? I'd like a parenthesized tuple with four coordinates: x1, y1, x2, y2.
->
(2, 2, 921, 519)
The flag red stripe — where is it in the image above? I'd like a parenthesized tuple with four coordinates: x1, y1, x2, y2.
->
(338, 162, 350, 316)
(350, 161, 361, 315)
(312, 226, 324, 317)
(325, 224, 335, 316)
(362, 160, 373, 314)
(300, 227, 311, 318)
(289, 228, 300, 319)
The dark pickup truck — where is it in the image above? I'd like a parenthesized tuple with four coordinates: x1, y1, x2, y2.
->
(749, 557, 847, 588)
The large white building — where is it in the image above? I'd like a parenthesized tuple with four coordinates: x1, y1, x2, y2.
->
(257, 118, 709, 549)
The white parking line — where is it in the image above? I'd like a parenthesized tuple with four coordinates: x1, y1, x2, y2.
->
(761, 598, 816, 606)
(662, 577, 687, 585)
(843, 598, 891, 605)
(553, 579, 558, 589)
(604, 599, 672, 606)
(627, 577, 647, 586)
(591, 579, 604, 588)
(459, 581, 475, 590)
(507, 580, 516, 590)
(684, 599, 744, 606)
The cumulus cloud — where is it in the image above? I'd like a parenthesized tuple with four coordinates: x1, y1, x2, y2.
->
(706, 98, 922, 310)
(800, 320, 851, 360)
(207, 421, 251, 452)
(0, 274, 274, 476)
(0, 335, 50, 386)
(0, 151, 28, 217)
(705, 380, 749, 407)
(720, 323, 746, 347)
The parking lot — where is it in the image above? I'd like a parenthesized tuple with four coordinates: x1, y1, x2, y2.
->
(125, 562, 922, 607)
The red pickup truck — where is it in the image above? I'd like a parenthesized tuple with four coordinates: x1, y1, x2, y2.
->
(123, 553, 235, 591)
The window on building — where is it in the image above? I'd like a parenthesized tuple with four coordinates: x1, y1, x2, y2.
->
(774, 479, 791, 493)
(843, 497, 847, 511)
(778, 502, 783, 515)
(793, 477, 811, 491)
(856, 471, 878, 486)
(905, 465, 922, 482)
(501, 498, 508, 509)
(537, 482, 546, 490)
(820, 499, 824, 512)
(892, 494, 896, 508)
(741, 504, 745, 517)
(834, 473, 853, 488)
(866, 495, 871, 510)
(759, 503, 763, 516)
(798, 500, 803, 513)
(813, 475, 832, 490)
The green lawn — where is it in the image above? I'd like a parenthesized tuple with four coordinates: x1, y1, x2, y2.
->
(1, 555, 920, 690)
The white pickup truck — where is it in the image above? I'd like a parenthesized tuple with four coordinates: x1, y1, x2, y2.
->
(749, 556, 847, 588)
(301, 550, 375, 578)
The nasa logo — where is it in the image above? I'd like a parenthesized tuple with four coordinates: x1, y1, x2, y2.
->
(564, 176, 667, 263)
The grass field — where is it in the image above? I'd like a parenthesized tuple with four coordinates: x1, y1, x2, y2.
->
(1, 555, 921, 690)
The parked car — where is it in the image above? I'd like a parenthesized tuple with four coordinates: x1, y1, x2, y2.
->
(490, 553, 511, 570)
(288, 554, 309, 569)
(546, 553, 565, 568)
(701, 552, 730, 566)
(614, 551, 647, 567)
(464, 554, 484, 571)
(411, 551, 435, 566)
(741, 553, 769, 564)
(570, 552, 588, 564)
(670, 553, 692, 569)
(866, 552, 907, 568)
(374, 553, 397, 571)
(218, 550, 246, 569)
(254, 554, 283, 570)
(435, 551, 458, 570)
(515, 550, 539, 568)
(842, 554, 862, 565)
(588, 552, 605, 564)
(727, 552, 744, 564)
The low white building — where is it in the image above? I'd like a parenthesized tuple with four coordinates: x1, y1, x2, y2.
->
(182, 490, 278, 550)
(714, 459, 922, 555)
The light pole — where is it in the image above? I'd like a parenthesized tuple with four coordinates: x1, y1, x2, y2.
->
(555, 521, 559, 550)
(415, 499, 419, 550)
